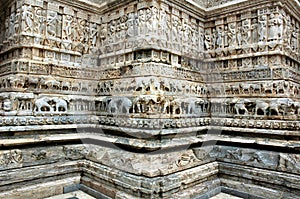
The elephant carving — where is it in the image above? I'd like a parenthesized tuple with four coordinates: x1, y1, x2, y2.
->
(53, 97, 68, 112)
(255, 100, 269, 116)
(34, 97, 68, 114)
(231, 98, 251, 115)
(293, 101, 300, 115)
(34, 97, 53, 113)
(269, 98, 294, 116)
(25, 76, 40, 88)
(40, 77, 60, 90)
(255, 98, 294, 116)
(133, 95, 160, 113)
(61, 81, 71, 91)
(171, 97, 204, 115)
(107, 97, 132, 114)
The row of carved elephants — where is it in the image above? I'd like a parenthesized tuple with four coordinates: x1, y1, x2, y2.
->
(208, 81, 300, 97)
(0, 74, 207, 97)
(213, 97, 300, 117)
(97, 78, 300, 97)
(97, 95, 209, 115)
(0, 75, 97, 93)
(0, 94, 96, 115)
(0, 96, 68, 114)
(96, 95, 300, 117)
(2, 94, 300, 119)
(98, 78, 207, 96)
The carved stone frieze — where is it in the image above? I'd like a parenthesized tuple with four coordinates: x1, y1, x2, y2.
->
(0, 0, 299, 198)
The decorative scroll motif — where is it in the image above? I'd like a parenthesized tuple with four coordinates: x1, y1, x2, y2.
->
(0, 150, 23, 166)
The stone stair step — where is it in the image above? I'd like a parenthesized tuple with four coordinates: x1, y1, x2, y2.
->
(210, 193, 243, 199)
(44, 190, 96, 199)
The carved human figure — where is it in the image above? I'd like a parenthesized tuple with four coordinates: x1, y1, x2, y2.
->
(14, 9, 21, 35)
(99, 23, 107, 45)
(4, 17, 9, 39)
(63, 15, 73, 40)
(251, 18, 258, 43)
(9, 13, 15, 37)
(236, 27, 242, 46)
(171, 15, 180, 42)
(107, 20, 116, 44)
(223, 25, 228, 47)
(177, 22, 183, 44)
(138, 9, 146, 35)
(284, 16, 292, 46)
(90, 23, 98, 47)
(35, 8, 46, 35)
(216, 26, 223, 48)
(268, 13, 278, 41)
(115, 16, 127, 41)
(199, 28, 204, 51)
(127, 12, 137, 38)
(47, 11, 58, 37)
(227, 23, 236, 47)
(22, 5, 34, 33)
(79, 19, 90, 44)
(291, 26, 298, 51)
(151, 7, 159, 34)
(56, 15, 62, 38)
(204, 30, 212, 50)
(190, 24, 199, 51)
(159, 9, 171, 40)
(211, 29, 216, 49)
(182, 19, 190, 43)
(277, 13, 284, 40)
(242, 20, 251, 44)
(258, 15, 267, 42)
(145, 8, 153, 34)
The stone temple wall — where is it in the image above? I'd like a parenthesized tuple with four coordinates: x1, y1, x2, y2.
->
(0, 0, 299, 198)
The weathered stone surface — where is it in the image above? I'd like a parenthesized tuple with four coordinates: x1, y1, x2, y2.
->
(45, 190, 96, 199)
(210, 193, 242, 199)
(0, 0, 299, 198)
